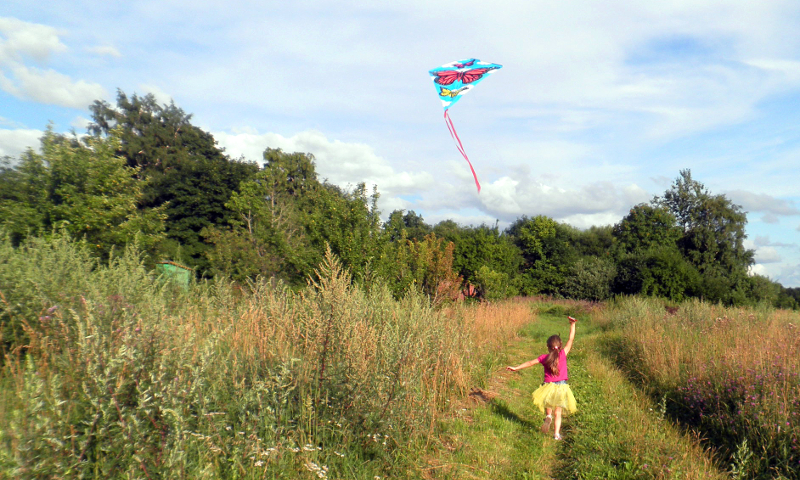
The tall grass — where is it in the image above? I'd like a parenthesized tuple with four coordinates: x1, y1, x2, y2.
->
(609, 297, 800, 479)
(0, 236, 533, 479)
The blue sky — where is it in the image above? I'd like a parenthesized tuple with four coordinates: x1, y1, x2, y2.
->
(2, 1, 800, 286)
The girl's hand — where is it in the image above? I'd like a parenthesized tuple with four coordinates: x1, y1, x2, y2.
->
(506, 366, 519, 372)
(568, 316, 577, 323)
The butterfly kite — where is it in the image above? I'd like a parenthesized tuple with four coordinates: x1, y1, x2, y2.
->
(429, 58, 502, 192)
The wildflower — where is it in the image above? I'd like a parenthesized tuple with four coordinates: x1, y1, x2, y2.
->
(255, 460, 264, 467)
(304, 461, 328, 479)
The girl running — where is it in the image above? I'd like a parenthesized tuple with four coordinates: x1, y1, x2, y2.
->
(507, 316, 578, 440)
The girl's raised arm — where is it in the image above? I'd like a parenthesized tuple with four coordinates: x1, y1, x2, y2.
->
(506, 357, 541, 372)
(563, 316, 577, 355)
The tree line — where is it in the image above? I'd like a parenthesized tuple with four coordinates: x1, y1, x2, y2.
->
(2, 91, 798, 308)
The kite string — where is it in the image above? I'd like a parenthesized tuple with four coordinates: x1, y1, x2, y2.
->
(444, 109, 481, 193)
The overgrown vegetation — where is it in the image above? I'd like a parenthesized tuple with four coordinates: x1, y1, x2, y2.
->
(606, 297, 800, 479)
(0, 235, 532, 478)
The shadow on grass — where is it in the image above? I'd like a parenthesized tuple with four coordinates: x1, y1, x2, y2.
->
(489, 400, 539, 431)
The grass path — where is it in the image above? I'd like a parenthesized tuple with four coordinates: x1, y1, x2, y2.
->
(420, 307, 728, 480)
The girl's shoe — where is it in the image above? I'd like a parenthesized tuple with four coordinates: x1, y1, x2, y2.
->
(554, 433, 562, 441)
(541, 415, 552, 433)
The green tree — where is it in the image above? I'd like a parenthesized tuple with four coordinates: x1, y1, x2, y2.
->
(612, 203, 681, 255)
(382, 233, 461, 303)
(442, 223, 522, 293)
(206, 148, 385, 284)
(654, 170, 754, 303)
(573, 225, 614, 258)
(88, 91, 257, 271)
(0, 128, 166, 258)
(384, 210, 432, 242)
(506, 215, 557, 265)
(506, 217, 578, 296)
(561, 256, 617, 301)
(613, 246, 700, 301)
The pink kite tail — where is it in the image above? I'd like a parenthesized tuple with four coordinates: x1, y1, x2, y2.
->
(444, 109, 481, 193)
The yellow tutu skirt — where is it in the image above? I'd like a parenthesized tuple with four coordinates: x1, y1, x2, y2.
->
(532, 382, 577, 415)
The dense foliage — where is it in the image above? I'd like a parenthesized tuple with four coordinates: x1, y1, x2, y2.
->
(1, 91, 796, 311)
(0, 234, 532, 478)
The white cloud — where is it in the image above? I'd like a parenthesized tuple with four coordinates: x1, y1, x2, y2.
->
(754, 235, 796, 248)
(0, 128, 42, 158)
(475, 175, 650, 225)
(0, 17, 65, 62)
(0, 63, 106, 109)
(214, 128, 435, 205)
(0, 17, 105, 108)
(727, 190, 800, 216)
(138, 84, 172, 105)
(749, 263, 769, 276)
(87, 45, 122, 58)
(755, 247, 782, 264)
(70, 116, 91, 132)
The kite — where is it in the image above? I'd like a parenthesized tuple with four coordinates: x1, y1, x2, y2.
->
(429, 58, 502, 192)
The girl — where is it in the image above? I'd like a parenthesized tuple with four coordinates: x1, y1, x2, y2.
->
(506, 316, 578, 440)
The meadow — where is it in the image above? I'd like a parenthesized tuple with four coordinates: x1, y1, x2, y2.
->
(605, 298, 800, 479)
(0, 235, 532, 479)
(2, 234, 799, 479)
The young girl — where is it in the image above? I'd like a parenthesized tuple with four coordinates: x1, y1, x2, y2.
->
(506, 316, 578, 440)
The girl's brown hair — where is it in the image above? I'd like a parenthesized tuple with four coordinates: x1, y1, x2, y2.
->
(543, 335, 562, 376)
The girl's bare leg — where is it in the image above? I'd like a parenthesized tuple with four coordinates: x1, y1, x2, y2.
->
(553, 407, 563, 438)
(541, 408, 553, 433)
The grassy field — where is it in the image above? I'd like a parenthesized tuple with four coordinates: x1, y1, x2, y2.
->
(605, 298, 800, 479)
(0, 236, 535, 479)
(2, 235, 798, 478)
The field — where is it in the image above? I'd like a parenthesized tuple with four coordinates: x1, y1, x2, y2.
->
(1, 236, 799, 479)
(605, 298, 800, 479)
(0, 237, 532, 478)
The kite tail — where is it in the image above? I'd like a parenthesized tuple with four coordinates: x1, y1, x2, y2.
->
(444, 109, 481, 193)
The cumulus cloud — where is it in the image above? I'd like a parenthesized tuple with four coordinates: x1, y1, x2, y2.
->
(475, 175, 650, 226)
(1, 64, 105, 109)
(0, 17, 105, 108)
(755, 247, 782, 264)
(749, 263, 769, 277)
(70, 116, 91, 132)
(778, 263, 800, 287)
(213, 128, 435, 199)
(726, 190, 800, 216)
(0, 17, 65, 62)
(0, 128, 42, 158)
(754, 235, 796, 248)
